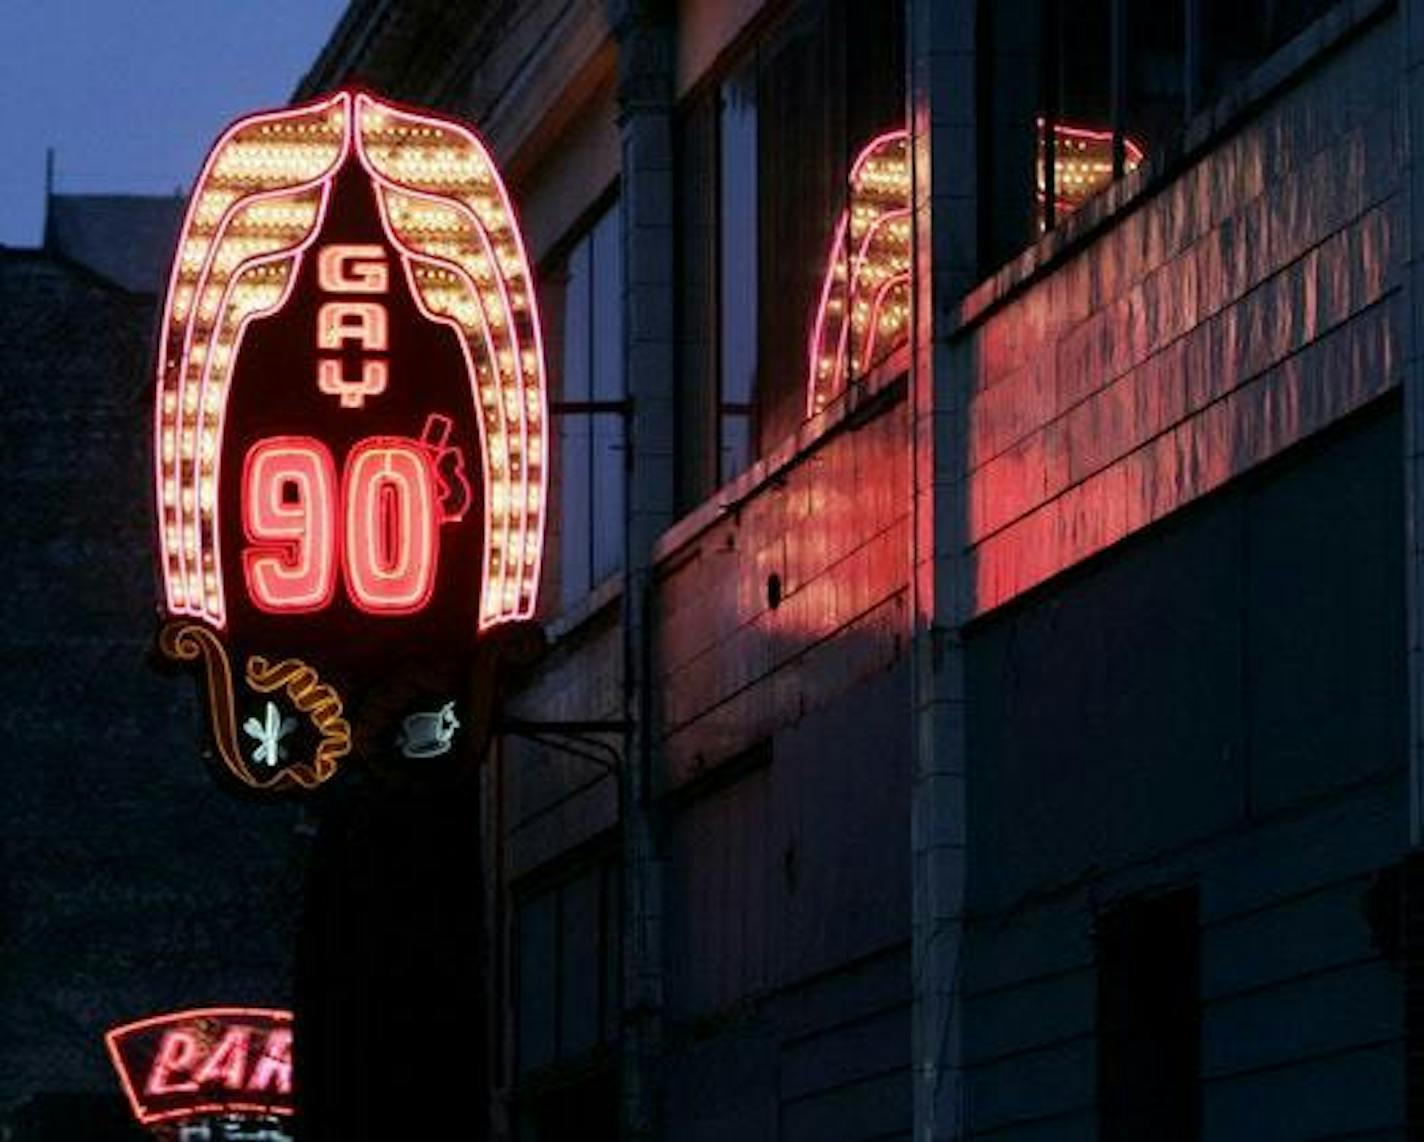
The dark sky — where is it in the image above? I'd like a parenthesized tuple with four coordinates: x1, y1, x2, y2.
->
(0, 1, 346, 248)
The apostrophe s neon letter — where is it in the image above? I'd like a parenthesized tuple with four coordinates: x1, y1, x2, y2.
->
(344, 439, 440, 614)
(242, 438, 339, 613)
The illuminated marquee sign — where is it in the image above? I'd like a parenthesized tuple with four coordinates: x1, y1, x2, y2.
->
(806, 129, 910, 417)
(154, 90, 547, 791)
(805, 121, 1145, 416)
(105, 1008, 293, 1128)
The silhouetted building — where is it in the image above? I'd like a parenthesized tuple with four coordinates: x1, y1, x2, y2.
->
(0, 197, 304, 1138)
(44, 192, 185, 295)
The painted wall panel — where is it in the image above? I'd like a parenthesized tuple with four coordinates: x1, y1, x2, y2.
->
(960, 18, 1403, 615)
(1201, 1045, 1403, 1140)
(964, 406, 1406, 1138)
(1202, 961, 1400, 1078)
(780, 1068, 912, 1142)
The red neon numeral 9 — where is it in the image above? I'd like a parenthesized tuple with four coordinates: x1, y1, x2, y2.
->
(344, 440, 439, 613)
(242, 437, 439, 614)
(243, 438, 338, 613)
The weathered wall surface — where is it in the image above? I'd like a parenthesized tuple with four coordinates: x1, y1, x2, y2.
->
(503, 386, 912, 871)
(656, 393, 911, 781)
(959, 15, 1401, 617)
(476, 4, 1412, 1139)
(963, 404, 1407, 1138)
(501, 384, 915, 1137)
(948, 14, 1409, 1139)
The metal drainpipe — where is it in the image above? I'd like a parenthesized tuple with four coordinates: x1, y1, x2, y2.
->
(610, 2, 675, 1137)
(621, 556, 661, 1140)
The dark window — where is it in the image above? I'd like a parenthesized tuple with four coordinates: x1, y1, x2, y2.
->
(1201, 0, 1339, 101)
(549, 202, 624, 608)
(1096, 887, 1201, 1141)
(719, 60, 757, 486)
(980, 0, 1343, 270)
(517, 1071, 619, 1142)
(515, 862, 620, 1077)
(675, 0, 905, 509)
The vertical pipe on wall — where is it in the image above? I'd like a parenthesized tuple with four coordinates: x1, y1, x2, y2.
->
(609, 1, 677, 1137)
(909, 1, 976, 1138)
(1405, 0, 1424, 852)
(1401, 0, 1424, 1128)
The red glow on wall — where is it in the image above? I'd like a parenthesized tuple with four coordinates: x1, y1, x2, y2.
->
(106, 1008, 294, 1126)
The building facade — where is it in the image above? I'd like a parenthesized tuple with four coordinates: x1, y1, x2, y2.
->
(300, 0, 1416, 1137)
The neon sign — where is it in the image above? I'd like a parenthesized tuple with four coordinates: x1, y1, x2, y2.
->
(804, 122, 1145, 417)
(154, 90, 548, 792)
(806, 129, 911, 417)
(105, 1008, 294, 1127)
(1037, 120, 1144, 229)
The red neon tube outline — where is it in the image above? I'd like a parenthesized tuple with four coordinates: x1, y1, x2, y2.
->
(342, 438, 441, 614)
(355, 88, 549, 622)
(104, 1006, 294, 1127)
(156, 92, 349, 626)
(358, 155, 523, 621)
(241, 437, 340, 614)
(805, 128, 909, 418)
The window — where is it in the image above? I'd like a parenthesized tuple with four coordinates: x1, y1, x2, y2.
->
(514, 863, 620, 1141)
(718, 61, 757, 486)
(1199, 0, 1341, 102)
(550, 203, 623, 608)
(515, 863, 620, 1076)
(1096, 886, 1200, 1141)
(675, 0, 905, 509)
(980, 0, 1344, 271)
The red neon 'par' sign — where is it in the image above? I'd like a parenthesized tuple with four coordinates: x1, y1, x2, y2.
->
(105, 1008, 293, 1126)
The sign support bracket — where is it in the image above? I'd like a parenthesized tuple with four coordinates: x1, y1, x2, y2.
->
(494, 717, 630, 773)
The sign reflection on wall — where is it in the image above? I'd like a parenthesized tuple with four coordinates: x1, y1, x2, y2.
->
(105, 1008, 294, 1129)
(153, 89, 548, 792)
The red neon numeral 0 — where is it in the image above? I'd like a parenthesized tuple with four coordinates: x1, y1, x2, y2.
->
(242, 437, 439, 614)
(243, 438, 339, 613)
(344, 440, 439, 613)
